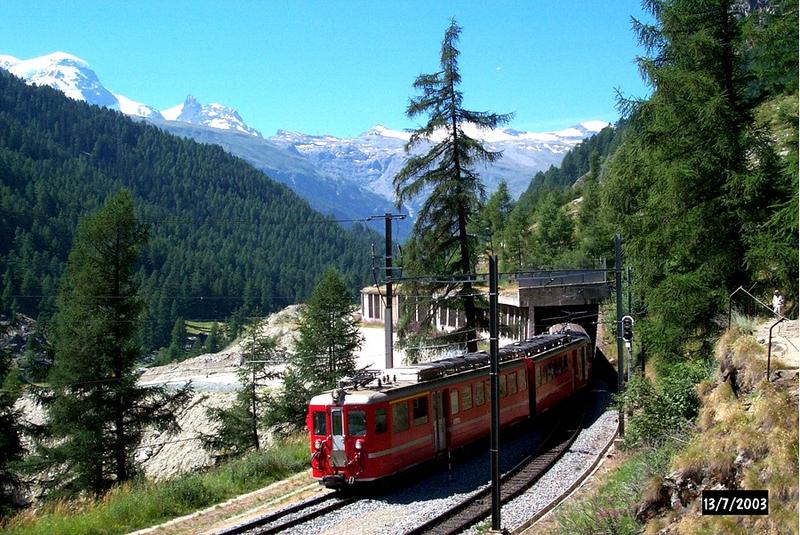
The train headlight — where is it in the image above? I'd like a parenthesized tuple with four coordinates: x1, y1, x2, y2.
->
(314, 439, 323, 450)
(355, 439, 365, 451)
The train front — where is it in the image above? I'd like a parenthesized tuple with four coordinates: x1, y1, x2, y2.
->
(307, 387, 386, 488)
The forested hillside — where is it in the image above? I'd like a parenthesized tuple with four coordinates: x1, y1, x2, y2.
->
(0, 70, 378, 351)
(604, 0, 798, 357)
(517, 123, 623, 208)
(503, 4, 797, 531)
(489, 0, 797, 348)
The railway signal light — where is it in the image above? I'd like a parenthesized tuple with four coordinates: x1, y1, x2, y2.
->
(621, 315, 634, 342)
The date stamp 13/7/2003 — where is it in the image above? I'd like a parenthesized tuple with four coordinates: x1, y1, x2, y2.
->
(701, 490, 768, 516)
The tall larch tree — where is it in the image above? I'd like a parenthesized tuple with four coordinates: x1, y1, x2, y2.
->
(394, 19, 512, 353)
(603, 0, 792, 359)
(42, 190, 191, 497)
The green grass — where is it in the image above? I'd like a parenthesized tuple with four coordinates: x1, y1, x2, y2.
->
(546, 440, 680, 535)
(184, 320, 219, 335)
(1, 435, 310, 535)
(728, 310, 759, 337)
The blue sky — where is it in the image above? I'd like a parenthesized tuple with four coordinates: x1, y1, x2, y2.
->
(1, 1, 651, 138)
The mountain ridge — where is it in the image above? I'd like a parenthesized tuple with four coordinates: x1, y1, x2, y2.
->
(0, 51, 609, 228)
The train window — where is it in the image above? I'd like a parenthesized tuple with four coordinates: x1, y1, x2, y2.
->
(412, 396, 429, 425)
(450, 390, 459, 414)
(508, 372, 518, 395)
(475, 382, 485, 406)
(332, 410, 343, 436)
(519, 369, 527, 390)
(348, 410, 366, 437)
(499, 375, 507, 397)
(313, 411, 327, 436)
(375, 408, 387, 434)
(461, 385, 472, 411)
(392, 402, 409, 433)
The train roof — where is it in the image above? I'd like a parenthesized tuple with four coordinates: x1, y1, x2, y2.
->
(308, 327, 590, 407)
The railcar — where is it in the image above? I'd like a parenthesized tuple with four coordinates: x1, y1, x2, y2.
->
(306, 324, 592, 488)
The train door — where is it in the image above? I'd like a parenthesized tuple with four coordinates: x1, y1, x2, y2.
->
(330, 408, 346, 467)
(432, 391, 447, 453)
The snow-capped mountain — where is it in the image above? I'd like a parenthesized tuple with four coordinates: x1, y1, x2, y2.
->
(162, 95, 262, 137)
(0, 52, 163, 119)
(0, 52, 260, 135)
(0, 51, 610, 234)
(270, 121, 609, 200)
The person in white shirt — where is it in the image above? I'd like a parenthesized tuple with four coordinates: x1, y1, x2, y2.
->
(772, 290, 784, 316)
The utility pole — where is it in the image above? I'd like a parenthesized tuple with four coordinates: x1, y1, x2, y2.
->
(371, 213, 405, 370)
(488, 255, 502, 532)
(384, 214, 394, 370)
(615, 234, 625, 437)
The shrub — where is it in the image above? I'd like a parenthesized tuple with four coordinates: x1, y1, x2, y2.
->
(616, 358, 710, 448)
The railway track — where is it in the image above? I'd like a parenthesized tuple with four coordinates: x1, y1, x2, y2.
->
(214, 491, 358, 535)
(406, 398, 587, 535)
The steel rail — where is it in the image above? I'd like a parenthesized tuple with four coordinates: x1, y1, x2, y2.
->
(214, 492, 357, 535)
(405, 398, 587, 535)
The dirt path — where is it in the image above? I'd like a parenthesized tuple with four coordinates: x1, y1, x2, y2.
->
(753, 317, 798, 369)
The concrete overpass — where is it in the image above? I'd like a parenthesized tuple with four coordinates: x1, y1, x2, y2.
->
(517, 269, 611, 344)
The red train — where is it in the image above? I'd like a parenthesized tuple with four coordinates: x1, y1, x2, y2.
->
(306, 324, 593, 488)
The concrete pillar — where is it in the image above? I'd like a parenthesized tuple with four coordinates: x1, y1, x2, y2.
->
(527, 303, 536, 340)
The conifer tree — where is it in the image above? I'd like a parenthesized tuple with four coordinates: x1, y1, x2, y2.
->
(293, 267, 362, 390)
(164, 316, 186, 362)
(502, 204, 531, 272)
(204, 323, 223, 353)
(394, 19, 512, 352)
(605, 0, 760, 357)
(0, 349, 24, 516)
(266, 267, 362, 428)
(576, 151, 614, 262)
(473, 180, 513, 255)
(42, 190, 191, 496)
(203, 322, 281, 458)
(531, 191, 575, 267)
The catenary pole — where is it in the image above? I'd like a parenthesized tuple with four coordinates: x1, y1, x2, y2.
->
(370, 213, 405, 370)
(615, 234, 625, 437)
(489, 255, 502, 531)
(384, 213, 394, 369)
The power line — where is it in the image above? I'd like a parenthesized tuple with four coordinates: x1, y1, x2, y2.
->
(9, 294, 299, 301)
(136, 215, 379, 226)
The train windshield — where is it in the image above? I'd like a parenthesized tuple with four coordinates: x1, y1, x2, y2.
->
(313, 411, 327, 435)
(347, 410, 366, 436)
(331, 409, 343, 436)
